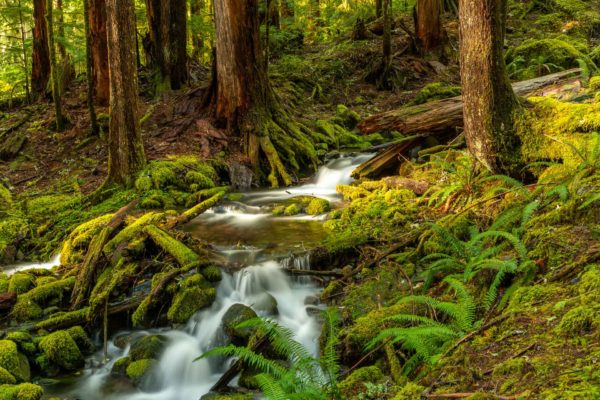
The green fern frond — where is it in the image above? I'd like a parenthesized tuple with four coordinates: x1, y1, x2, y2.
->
(470, 230, 528, 261)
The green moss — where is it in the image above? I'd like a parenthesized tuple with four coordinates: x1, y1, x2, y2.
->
(339, 366, 385, 398)
(129, 335, 167, 361)
(578, 265, 600, 295)
(33, 276, 56, 287)
(4, 333, 34, 357)
(0, 341, 28, 382)
(66, 326, 95, 355)
(492, 358, 530, 378)
(556, 306, 598, 335)
(103, 212, 165, 254)
(126, 359, 157, 385)
(34, 307, 89, 331)
(144, 225, 201, 269)
(0, 275, 9, 294)
(39, 331, 83, 371)
(11, 277, 76, 322)
(391, 382, 426, 399)
(200, 265, 222, 282)
(0, 383, 44, 400)
(167, 286, 216, 324)
(185, 171, 215, 189)
(10, 299, 42, 322)
(284, 203, 302, 216)
(7, 274, 34, 295)
(411, 83, 461, 105)
(589, 76, 600, 92)
(111, 356, 131, 376)
(200, 394, 253, 400)
(306, 198, 330, 215)
(134, 176, 152, 192)
(60, 213, 114, 265)
(0, 368, 16, 385)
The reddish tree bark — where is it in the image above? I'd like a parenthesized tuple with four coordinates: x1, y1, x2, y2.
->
(31, 0, 50, 96)
(105, 0, 146, 186)
(415, 0, 443, 52)
(459, 0, 523, 175)
(89, 0, 109, 105)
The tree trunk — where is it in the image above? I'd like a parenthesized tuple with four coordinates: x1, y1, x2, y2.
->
(32, 0, 50, 97)
(106, 0, 146, 186)
(56, 0, 66, 61)
(415, 0, 443, 52)
(145, 0, 188, 94)
(17, 0, 30, 103)
(459, 0, 522, 176)
(190, 0, 204, 59)
(83, 0, 99, 135)
(89, 0, 109, 105)
(280, 0, 293, 19)
(206, 0, 317, 187)
(46, 0, 64, 131)
(376, 0, 383, 18)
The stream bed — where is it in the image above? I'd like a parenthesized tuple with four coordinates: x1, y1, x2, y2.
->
(5, 154, 372, 400)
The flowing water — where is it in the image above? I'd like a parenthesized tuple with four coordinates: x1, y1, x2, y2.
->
(28, 153, 371, 400)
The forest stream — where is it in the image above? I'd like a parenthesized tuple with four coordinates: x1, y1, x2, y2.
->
(3, 154, 373, 400)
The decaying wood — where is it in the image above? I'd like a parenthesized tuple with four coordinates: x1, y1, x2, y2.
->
(70, 200, 139, 309)
(353, 69, 582, 179)
(0, 114, 31, 140)
(0, 292, 17, 312)
(358, 68, 581, 135)
(426, 393, 525, 399)
(164, 191, 225, 229)
(282, 268, 343, 278)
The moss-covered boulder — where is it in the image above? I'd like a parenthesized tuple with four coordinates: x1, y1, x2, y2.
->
(0, 383, 44, 400)
(125, 359, 156, 386)
(335, 104, 361, 129)
(66, 326, 95, 355)
(167, 285, 216, 324)
(0, 368, 16, 385)
(339, 366, 385, 398)
(221, 304, 258, 345)
(4, 333, 35, 357)
(306, 198, 330, 215)
(200, 265, 222, 282)
(38, 331, 84, 371)
(200, 393, 253, 400)
(128, 335, 167, 361)
(110, 357, 131, 376)
(7, 274, 34, 295)
(0, 341, 29, 382)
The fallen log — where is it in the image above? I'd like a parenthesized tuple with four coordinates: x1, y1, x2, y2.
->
(353, 69, 582, 179)
(282, 268, 343, 278)
(70, 200, 139, 309)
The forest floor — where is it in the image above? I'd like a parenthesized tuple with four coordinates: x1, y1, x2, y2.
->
(1, 5, 599, 400)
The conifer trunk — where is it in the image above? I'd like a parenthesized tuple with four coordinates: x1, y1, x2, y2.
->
(376, 0, 383, 18)
(459, 0, 522, 176)
(415, 0, 443, 52)
(83, 0, 99, 135)
(105, 0, 146, 186)
(145, 0, 188, 93)
(46, 0, 64, 131)
(89, 0, 109, 105)
(32, 0, 50, 97)
(17, 0, 30, 103)
(190, 0, 204, 59)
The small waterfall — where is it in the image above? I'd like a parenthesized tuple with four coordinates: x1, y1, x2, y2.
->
(2, 253, 61, 275)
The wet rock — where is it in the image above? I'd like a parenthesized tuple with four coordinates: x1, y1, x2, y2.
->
(304, 295, 319, 306)
(252, 293, 278, 315)
(126, 358, 157, 386)
(0, 340, 30, 382)
(200, 392, 253, 400)
(228, 161, 253, 191)
(110, 357, 131, 376)
(221, 303, 258, 345)
(129, 335, 168, 361)
(306, 305, 323, 318)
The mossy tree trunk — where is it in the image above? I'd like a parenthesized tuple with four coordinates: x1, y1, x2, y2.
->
(83, 0, 99, 135)
(376, 0, 383, 18)
(89, 0, 109, 106)
(105, 0, 146, 186)
(415, 0, 443, 53)
(46, 0, 64, 131)
(17, 0, 30, 103)
(206, 0, 316, 187)
(459, 0, 523, 176)
(32, 0, 50, 97)
(145, 0, 188, 94)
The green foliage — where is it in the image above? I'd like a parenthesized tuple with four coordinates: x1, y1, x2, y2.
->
(200, 314, 342, 400)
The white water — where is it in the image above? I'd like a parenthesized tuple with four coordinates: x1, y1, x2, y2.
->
(51, 153, 371, 400)
(1, 253, 61, 275)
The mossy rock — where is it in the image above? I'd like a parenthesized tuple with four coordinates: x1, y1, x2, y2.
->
(167, 286, 216, 324)
(38, 331, 84, 371)
(0, 341, 29, 382)
(221, 304, 258, 345)
(66, 326, 95, 355)
(391, 382, 426, 399)
(129, 335, 167, 361)
(284, 203, 302, 216)
(306, 198, 330, 215)
(252, 292, 278, 315)
(200, 265, 222, 282)
(339, 366, 385, 398)
(0, 368, 16, 385)
(335, 104, 361, 129)
(555, 306, 598, 335)
(125, 359, 156, 385)
(200, 393, 253, 400)
(7, 274, 34, 295)
(4, 333, 35, 357)
(111, 357, 131, 376)
(0, 383, 44, 400)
